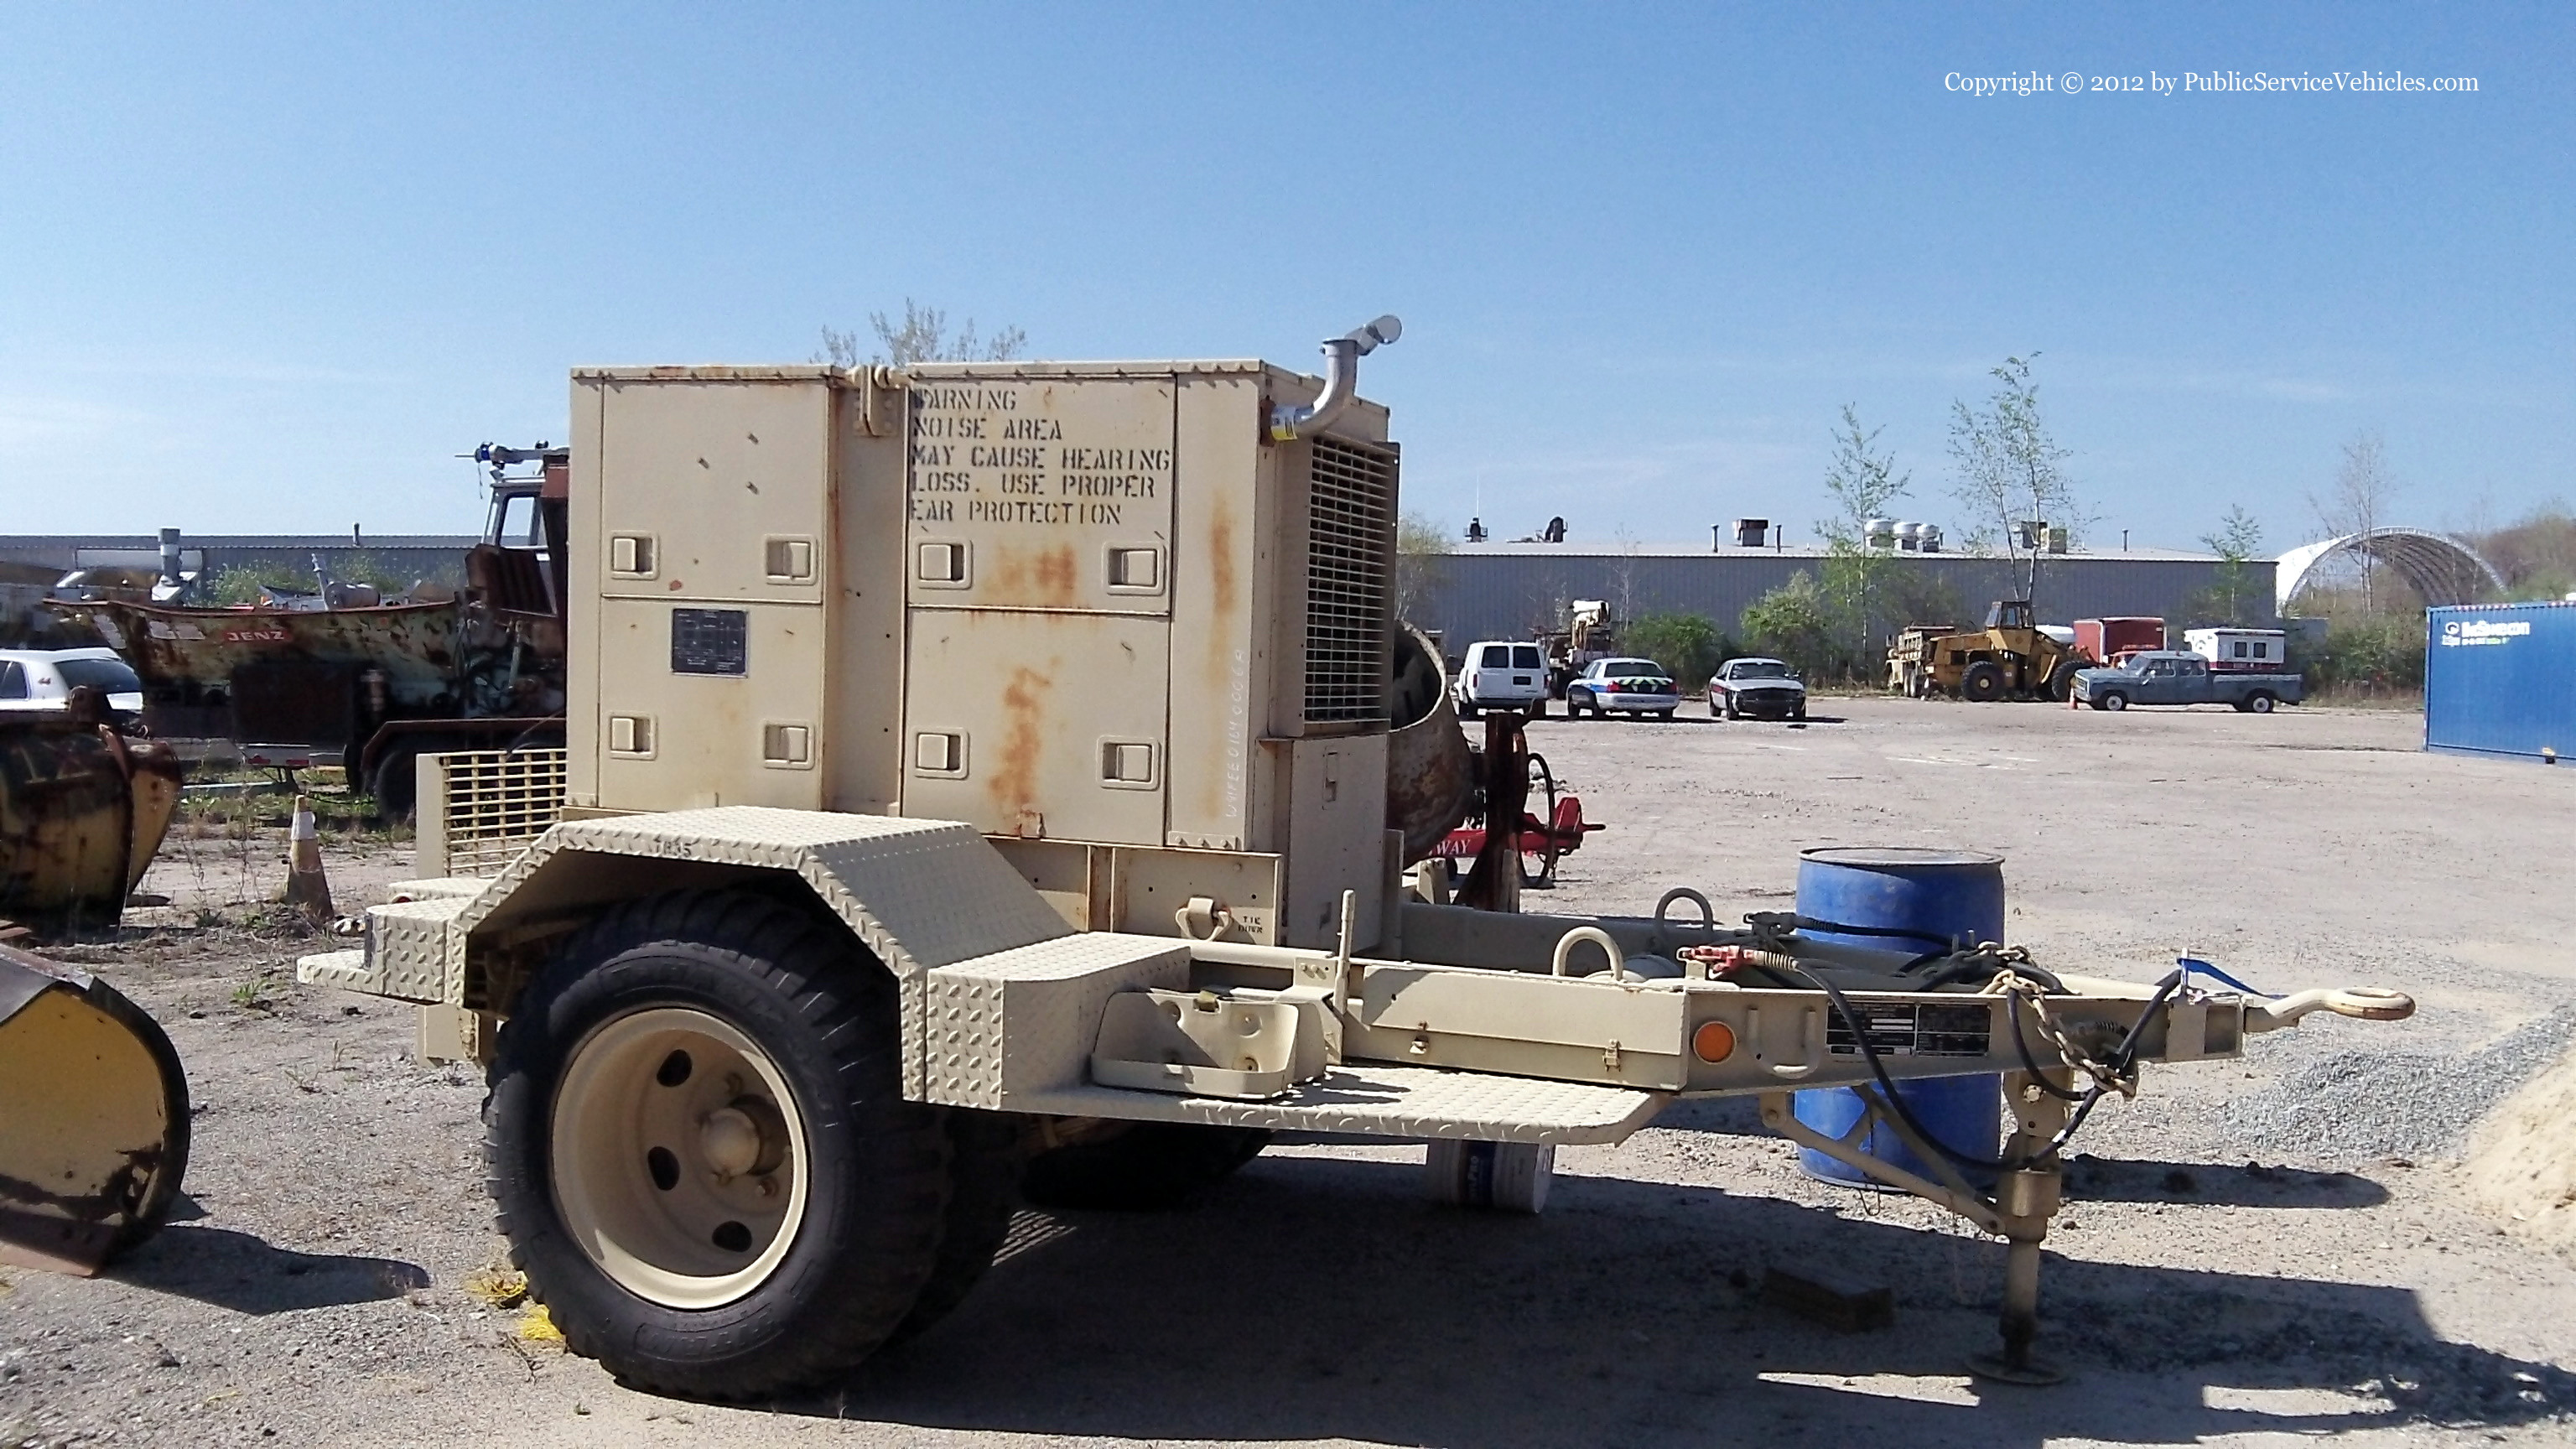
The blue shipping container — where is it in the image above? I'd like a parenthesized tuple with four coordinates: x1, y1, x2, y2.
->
(2425, 601, 2576, 763)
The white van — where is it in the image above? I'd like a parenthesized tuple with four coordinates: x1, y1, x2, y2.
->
(1453, 640, 1550, 718)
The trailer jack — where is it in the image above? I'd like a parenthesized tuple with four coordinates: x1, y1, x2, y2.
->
(1762, 1067, 2073, 1385)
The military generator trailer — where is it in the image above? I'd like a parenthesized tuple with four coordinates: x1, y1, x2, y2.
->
(303, 332, 2412, 1399)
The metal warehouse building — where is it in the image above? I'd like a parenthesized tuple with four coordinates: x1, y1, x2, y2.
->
(0, 533, 477, 589)
(1408, 540, 2275, 647)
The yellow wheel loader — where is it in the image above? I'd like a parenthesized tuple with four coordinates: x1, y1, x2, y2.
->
(1886, 599, 2089, 701)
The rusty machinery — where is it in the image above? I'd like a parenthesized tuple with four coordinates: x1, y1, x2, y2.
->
(55, 444, 570, 818)
(298, 325, 2412, 1396)
(0, 689, 191, 1274)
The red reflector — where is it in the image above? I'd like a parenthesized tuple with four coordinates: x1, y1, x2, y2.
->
(1693, 1020, 1737, 1063)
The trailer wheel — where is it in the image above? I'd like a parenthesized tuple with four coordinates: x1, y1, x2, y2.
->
(1020, 1123, 1270, 1210)
(890, 1108, 1025, 1343)
(1961, 662, 2007, 703)
(2245, 691, 2277, 714)
(485, 891, 949, 1400)
(369, 741, 423, 823)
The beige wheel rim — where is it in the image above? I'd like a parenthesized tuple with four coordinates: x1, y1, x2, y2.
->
(551, 1007, 811, 1309)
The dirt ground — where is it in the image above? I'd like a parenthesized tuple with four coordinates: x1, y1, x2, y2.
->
(7, 697, 2576, 1448)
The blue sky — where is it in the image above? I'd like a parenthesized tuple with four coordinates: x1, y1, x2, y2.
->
(2, 3, 2565, 553)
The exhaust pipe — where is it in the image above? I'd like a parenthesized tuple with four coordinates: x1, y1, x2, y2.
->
(1270, 315, 1402, 442)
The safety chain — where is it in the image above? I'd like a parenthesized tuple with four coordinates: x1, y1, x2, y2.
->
(1982, 964, 2139, 1098)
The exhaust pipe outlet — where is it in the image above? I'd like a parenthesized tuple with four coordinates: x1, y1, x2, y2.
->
(1270, 315, 1401, 442)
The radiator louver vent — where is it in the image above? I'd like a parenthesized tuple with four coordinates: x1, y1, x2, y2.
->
(1304, 437, 1397, 724)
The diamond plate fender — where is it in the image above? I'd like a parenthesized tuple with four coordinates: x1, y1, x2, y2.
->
(412, 807, 1072, 1098)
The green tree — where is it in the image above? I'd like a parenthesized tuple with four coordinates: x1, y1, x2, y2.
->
(1948, 355, 2083, 606)
(1738, 572, 1845, 679)
(2189, 506, 2266, 626)
(1814, 403, 1912, 663)
(818, 299, 1026, 366)
(1394, 511, 1454, 622)
(1623, 612, 1732, 691)
(2303, 615, 2425, 697)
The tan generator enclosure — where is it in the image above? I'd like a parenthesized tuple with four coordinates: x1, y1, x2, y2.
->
(564, 361, 1400, 950)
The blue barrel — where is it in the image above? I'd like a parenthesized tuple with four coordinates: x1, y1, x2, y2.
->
(1790, 847, 2004, 1187)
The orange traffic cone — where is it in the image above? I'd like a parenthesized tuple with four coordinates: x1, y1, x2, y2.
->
(283, 794, 335, 923)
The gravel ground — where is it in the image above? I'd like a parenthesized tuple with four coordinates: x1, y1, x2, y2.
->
(6, 697, 2575, 1447)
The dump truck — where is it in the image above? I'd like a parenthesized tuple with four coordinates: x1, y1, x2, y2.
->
(1887, 599, 2090, 701)
(56, 445, 569, 817)
(301, 325, 2410, 1397)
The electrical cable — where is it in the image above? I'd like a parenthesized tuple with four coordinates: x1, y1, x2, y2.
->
(1771, 913, 1962, 952)
(2007, 1002, 2095, 1103)
(1782, 960, 2185, 1174)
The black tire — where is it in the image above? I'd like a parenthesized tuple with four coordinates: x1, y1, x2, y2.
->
(1793, 705, 1808, 721)
(2042, 662, 2078, 702)
(1569, 688, 1592, 718)
(2246, 691, 2277, 714)
(2098, 690, 2129, 712)
(1527, 697, 1548, 719)
(890, 1108, 1025, 1343)
(1020, 1124, 1270, 1211)
(1654, 709, 1675, 719)
(1961, 662, 2007, 703)
(1458, 698, 1479, 719)
(369, 740, 423, 823)
(1724, 699, 1741, 721)
(485, 890, 950, 1400)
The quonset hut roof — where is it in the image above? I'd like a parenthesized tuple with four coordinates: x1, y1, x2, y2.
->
(2274, 529, 2504, 615)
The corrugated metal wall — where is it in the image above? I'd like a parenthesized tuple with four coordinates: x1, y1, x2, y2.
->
(2425, 601, 2576, 762)
(1408, 550, 2277, 647)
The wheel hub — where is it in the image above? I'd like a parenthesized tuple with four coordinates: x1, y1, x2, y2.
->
(550, 1007, 812, 1309)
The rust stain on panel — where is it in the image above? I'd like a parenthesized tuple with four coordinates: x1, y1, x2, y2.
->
(984, 544, 1080, 609)
(1197, 500, 1243, 823)
(989, 664, 1055, 833)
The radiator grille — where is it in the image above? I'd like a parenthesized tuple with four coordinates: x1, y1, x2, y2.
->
(432, 748, 568, 875)
(1305, 438, 1397, 724)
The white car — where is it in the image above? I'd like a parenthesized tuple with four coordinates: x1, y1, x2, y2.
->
(1708, 657, 1808, 720)
(0, 647, 146, 717)
(1565, 657, 1680, 719)
(1453, 640, 1550, 718)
